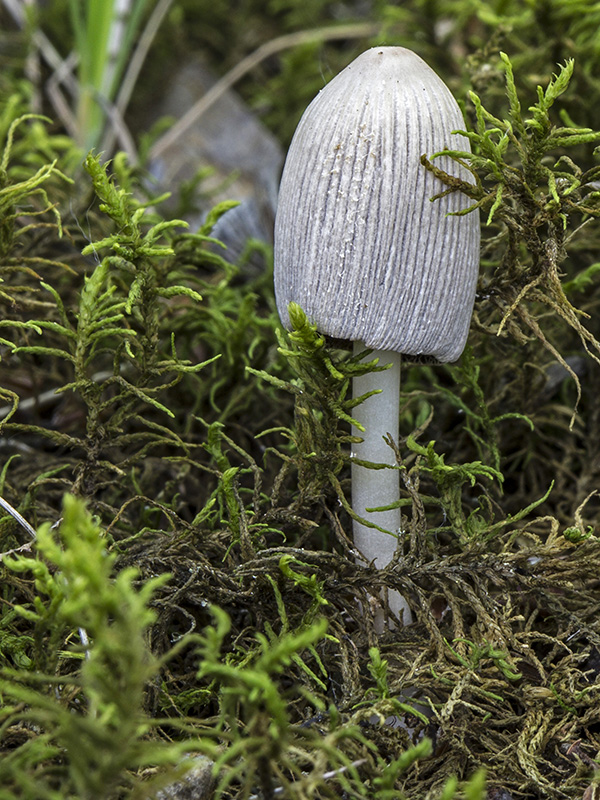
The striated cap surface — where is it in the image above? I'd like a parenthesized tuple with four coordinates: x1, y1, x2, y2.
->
(274, 46, 480, 362)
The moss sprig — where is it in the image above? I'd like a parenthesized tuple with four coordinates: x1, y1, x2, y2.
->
(249, 303, 380, 508)
(436, 346, 534, 475)
(422, 53, 600, 423)
(0, 114, 73, 300)
(0, 495, 203, 799)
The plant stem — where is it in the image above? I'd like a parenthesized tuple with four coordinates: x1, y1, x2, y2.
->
(352, 343, 412, 627)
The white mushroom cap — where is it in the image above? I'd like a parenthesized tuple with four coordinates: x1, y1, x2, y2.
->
(274, 46, 480, 362)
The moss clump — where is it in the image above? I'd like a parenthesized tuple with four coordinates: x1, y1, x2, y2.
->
(2, 3, 600, 799)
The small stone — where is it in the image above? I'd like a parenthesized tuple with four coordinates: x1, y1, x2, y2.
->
(153, 756, 215, 800)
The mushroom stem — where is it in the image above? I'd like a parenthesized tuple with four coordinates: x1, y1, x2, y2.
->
(352, 342, 412, 627)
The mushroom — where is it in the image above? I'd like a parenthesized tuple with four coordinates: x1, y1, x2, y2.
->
(274, 47, 480, 627)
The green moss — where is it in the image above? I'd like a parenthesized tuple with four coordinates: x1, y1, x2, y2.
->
(1, 4, 600, 798)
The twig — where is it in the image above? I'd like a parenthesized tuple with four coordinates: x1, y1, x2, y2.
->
(95, 91, 138, 160)
(4, 1, 81, 135)
(0, 541, 33, 560)
(101, 0, 175, 157)
(45, 51, 80, 139)
(0, 369, 114, 421)
(248, 759, 367, 799)
(0, 494, 36, 539)
(149, 22, 380, 162)
(0, 494, 91, 656)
